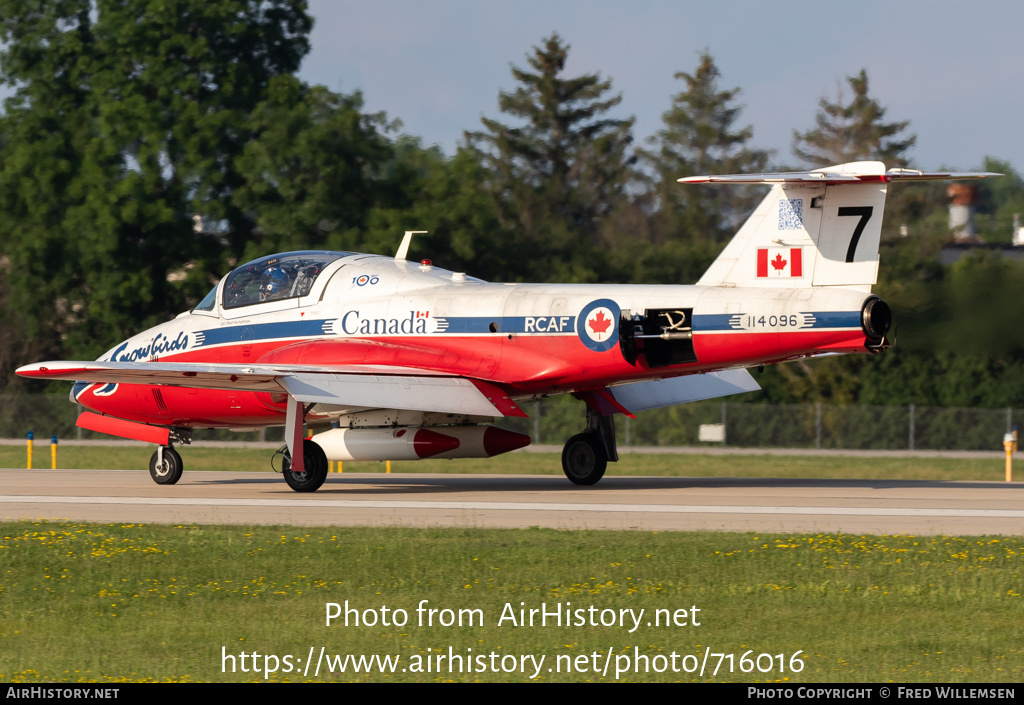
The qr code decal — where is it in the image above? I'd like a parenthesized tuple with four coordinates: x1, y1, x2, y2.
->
(778, 198, 803, 230)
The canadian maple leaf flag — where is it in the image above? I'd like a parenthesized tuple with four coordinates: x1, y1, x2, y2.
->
(588, 310, 612, 335)
(756, 248, 803, 277)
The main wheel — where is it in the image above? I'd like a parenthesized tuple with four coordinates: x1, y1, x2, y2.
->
(283, 439, 328, 493)
(561, 433, 607, 486)
(149, 446, 183, 485)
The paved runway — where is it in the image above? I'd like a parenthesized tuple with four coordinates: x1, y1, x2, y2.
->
(2, 468, 1023, 534)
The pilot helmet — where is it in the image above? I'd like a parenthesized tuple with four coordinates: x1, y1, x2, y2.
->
(260, 266, 290, 299)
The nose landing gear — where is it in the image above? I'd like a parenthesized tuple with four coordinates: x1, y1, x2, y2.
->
(149, 445, 183, 485)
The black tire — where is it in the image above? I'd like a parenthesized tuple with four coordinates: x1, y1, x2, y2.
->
(283, 439, 328, 493)
(561, 433, 607, 486)
(149, 446, 183, 485)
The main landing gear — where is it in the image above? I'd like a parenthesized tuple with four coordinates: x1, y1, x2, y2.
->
(149, 445, 183, 485)
(561, 406, 618, 486)
(280, 439, 329, 493)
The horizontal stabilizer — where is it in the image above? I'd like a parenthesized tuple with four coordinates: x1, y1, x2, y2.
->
(680, 162, 1001, 185)
(609, 369, 760, 412)
(882, 168, 1002, 182)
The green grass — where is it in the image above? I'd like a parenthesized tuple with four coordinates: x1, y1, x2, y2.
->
(0, 444, 1015, 482)
(1, 522, 1021, 682)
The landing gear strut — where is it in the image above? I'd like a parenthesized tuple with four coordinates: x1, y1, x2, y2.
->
(149, 446, 183, 485)
(279, 395, 328, 492)
(282, 439, 329, 493)
(561, 406, 618, 486)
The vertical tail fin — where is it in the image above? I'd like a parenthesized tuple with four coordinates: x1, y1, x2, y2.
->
(686, 161, 888, 291)
(683, 162, 1001, 291)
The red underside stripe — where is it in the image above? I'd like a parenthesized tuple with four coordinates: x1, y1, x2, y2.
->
(72, 329, 869, 428)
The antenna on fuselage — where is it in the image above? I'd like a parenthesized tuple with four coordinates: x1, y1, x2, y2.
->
(395, 231, 427, 261)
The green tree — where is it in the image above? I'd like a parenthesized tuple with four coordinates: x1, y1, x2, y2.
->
(233, 75, 396, 262)
(792, 69, 915, 168)
(770, 69, 918, 405)
(0, 1, 98, 374)
(634, 52, 771, 284)
(970, 157, 1024, 244)
(364, 139, 507, 279)
(466, 33, 635, 282)
(0, 0, 313, 366)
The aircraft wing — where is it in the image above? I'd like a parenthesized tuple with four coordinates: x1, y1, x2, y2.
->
(15, 360, 525, 418)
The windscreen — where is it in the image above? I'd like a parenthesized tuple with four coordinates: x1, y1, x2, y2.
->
(192, 283, 219, 312)
(222, 251, 349, 309)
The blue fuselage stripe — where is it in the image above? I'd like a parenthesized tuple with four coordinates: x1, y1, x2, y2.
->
(195, 319, 335, 347)
(192, 311, 861, 347)
(693, 311, 861, 331)
(439, 316, 577, 334)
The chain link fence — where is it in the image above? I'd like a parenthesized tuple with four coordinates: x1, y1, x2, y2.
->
(2, 394, 1020, 451)
(503, 397, 1021, 452)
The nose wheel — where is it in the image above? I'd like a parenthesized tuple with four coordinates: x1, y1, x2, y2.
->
(149, 446, 183, 485)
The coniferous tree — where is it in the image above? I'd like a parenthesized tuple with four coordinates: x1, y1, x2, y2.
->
(792, 69, 915, 168)
(466, 33, 635, 282)
(777, 68, 917, 402)
(634, 52, 771, 284)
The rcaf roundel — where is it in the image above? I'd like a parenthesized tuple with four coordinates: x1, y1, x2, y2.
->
(756, 247, 803, 278)
(577, 299, 620, 352)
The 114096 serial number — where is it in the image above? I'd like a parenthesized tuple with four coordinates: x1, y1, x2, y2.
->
(740, 314, 802, 329)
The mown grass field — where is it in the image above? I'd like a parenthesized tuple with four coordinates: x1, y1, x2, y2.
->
(1, 522, 1021, 683)
(0, 444, 1016, 482)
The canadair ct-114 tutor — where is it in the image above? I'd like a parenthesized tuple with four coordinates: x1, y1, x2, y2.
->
(17, 161, 997, 491)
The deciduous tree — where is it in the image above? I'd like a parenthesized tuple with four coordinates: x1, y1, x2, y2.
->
(0, 0, 313, 363)
(233, 76, 395, 262)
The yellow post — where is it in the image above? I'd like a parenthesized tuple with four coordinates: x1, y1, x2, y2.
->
(26, 431, 33, 469)
(386, 460, 391, 474)
(1004, 433, 1015, 482)
(338, 461, 343, 473)
(51, 435, 58, 470)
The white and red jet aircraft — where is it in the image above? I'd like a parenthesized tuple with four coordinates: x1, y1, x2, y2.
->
(17, 161, 996, 491)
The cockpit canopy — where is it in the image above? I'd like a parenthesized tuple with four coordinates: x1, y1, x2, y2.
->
(216, 251, 350, 310)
